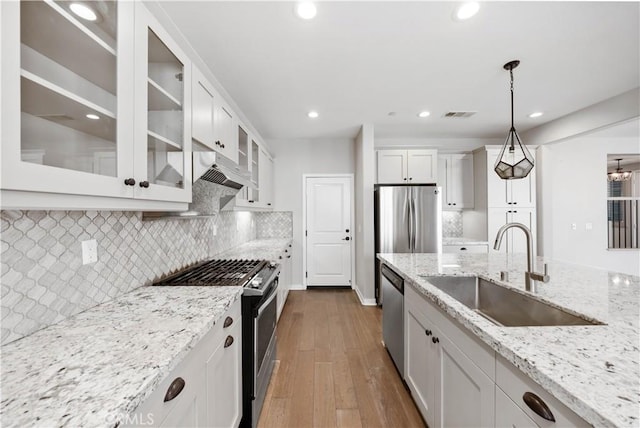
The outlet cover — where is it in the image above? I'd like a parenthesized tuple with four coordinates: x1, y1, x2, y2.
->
(585, 222, 593, 230)
(81, 239, 98, 265)
(571, 223, 577, 230)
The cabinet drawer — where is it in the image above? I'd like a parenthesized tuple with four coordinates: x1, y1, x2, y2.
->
(496, 355, 590, 427)
(197, 298, 241, 356)
(443, 244, 488, 253)
(496, 386, 538, 428)
(405, 283, 495, 380)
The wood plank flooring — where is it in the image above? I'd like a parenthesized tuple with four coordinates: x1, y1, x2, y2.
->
(258, 289, 425, 428)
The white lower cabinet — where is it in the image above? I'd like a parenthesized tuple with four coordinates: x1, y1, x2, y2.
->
(405, 284, 494, 427)
(443, 244, 489, 254)
(206, 317, 242, 427)
(277, 245, 292, 321)
(404, 283, 589, 428)
(495, 387, 538, 428)
(127, 299, 242, 428)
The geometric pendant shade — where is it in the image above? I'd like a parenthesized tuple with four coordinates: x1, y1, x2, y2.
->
(494, 60, 535, 180)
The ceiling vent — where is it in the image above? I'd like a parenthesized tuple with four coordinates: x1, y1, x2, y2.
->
(444, 111, 477, 118)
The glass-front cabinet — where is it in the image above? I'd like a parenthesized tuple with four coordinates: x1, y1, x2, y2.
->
(0, 1, 191, 207)
(134, 3, 191, 202)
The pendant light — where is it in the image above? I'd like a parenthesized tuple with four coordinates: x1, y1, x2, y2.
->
(608, 158, 632, 182)
(494, 60, 534, 180)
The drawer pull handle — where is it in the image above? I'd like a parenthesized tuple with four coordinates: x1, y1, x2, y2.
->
(224, 335, 234, 348)
(164, 377, 185, 402)
(223, 316, 233, 328)
(523, 392, 555, 422)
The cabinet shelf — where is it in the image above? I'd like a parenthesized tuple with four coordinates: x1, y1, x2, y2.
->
(148, 78, 182, 110)
(21, 71, 116, 142)
(148, 130, 182, 152)
(21, 0, 117, 94)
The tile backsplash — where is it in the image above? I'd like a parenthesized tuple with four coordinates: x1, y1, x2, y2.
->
(1, 194, 292, 345)
(442, 211, 463, 237)
(255, 211, 293, 238)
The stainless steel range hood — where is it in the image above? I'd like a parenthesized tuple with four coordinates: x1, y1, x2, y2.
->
(142, 152, 254, 220)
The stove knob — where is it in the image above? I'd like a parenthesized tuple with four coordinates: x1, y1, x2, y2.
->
(250, 278, 263, 288)
(268, 262, 276, 269)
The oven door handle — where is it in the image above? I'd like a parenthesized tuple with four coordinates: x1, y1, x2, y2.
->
(257, 281, 279, 317)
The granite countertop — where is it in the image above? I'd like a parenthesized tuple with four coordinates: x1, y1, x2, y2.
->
(215, 238, 292, 263)
(0, 286, 243, 427)
(443, 237, 489, 245)
(377, 252, 640, 428)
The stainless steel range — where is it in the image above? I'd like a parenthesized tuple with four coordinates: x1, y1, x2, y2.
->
(153, 258, 280, 428)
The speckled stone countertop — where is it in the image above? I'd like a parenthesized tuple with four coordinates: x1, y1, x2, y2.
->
(377, 252, 640, 428)
(0, 286, 242, 427)
(215, 238, 292, 263)
(443, 237, 489, 246)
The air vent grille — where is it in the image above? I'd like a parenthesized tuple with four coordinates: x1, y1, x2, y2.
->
(199, 167, 243, 189)
(444, 111, 477, 118)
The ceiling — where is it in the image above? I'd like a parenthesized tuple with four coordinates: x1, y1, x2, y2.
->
(159, 1, 640, 142)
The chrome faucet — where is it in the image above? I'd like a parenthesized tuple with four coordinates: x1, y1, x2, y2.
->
(493, 222, 550, 292)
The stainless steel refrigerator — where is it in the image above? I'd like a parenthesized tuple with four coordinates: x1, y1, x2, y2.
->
(374, 184, 442, 304)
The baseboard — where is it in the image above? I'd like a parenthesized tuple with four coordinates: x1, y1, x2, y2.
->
(289, 283, 306, 290)
(353, 284, 377, 306)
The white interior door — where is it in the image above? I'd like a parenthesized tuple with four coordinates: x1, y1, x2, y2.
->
(305, 176, 352, 286)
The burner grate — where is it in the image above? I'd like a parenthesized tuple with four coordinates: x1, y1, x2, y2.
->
(154, 259, 267, 287)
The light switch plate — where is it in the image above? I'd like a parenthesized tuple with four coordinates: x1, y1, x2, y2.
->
(81, 239, 98, 265)
(585, 222, 593, 230)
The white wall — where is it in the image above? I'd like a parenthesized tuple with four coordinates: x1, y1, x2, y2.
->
(538, 123, 640, 276)
(354, 125, 376, 304)
(270, 138, 355, 286)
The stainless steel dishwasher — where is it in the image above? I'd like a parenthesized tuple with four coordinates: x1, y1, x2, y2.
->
(381, 264, 404, 377)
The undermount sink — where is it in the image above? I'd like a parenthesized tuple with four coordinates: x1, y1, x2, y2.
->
(423, 276, 603, 327)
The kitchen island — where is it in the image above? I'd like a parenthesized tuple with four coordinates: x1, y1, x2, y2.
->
(378, 252, 639, 427)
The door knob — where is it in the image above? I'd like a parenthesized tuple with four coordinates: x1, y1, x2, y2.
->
(342, 237, 350, 241)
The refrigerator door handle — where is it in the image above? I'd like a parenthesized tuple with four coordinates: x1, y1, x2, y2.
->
(406, 187, 412, 251)
(411, 192, 417, 251)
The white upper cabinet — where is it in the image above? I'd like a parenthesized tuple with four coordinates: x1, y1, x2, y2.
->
(134, 3, 191, 203)
(1, 0, 135, 200)
(486, 149, 536, 208)
(259, 147, 274, 208)
(191, 66, 215, 151)
(1, 1, 192, 209)
(213, 97, 238, 162)
(438, 154, 474, 209)
(377, 149, 438, 184)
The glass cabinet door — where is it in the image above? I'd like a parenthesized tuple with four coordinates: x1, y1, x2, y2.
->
(1, 0, 135, 197)
(134, 3, 191, 202)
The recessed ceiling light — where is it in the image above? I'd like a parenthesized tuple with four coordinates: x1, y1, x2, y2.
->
(454, 2, 480, 21)
(418, 111, 431, 118)
(308, 111, 319, 118)
(70, 3, 98, 21)
(86, 114, 100, 120)
(528, 112, 544, 118)
(296, 2, 317, 20)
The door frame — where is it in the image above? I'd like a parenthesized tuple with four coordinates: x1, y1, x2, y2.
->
(302, 174, 356, 289)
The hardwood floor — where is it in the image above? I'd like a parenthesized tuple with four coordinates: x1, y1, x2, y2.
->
(258, 289, 425, 428)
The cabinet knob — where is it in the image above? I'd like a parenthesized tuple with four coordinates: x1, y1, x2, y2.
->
(425, 329, 432, 336)
(460, 247, 467, 251)
(215, 140, 221, 146)
(432, 337, 439, 344)
(139, 181, 150, 188)
(248, 200, 254, 203)
(221, 144, 225, 149)
(403, 177, 407, 181)
(342, 237, 350, 241)
(284, 249, 288, 253)
(508, 202, 512, 205)
(522, 392, 555, 422)
(287, 255, 291, 258)
(513, 202, 518, 205)
(164, 377, 185, 402)
(279, 256, 282, 259)
(345, 229, 350, 233)
(268, 203, 272, 206)
(409, 177, 413, 180)
(223, 316, 233, 328)
(224, 335, 234, 348)
(124, 178, 136, 186)
(448, 203, 451, 206)
(452, 203, 456, 206)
